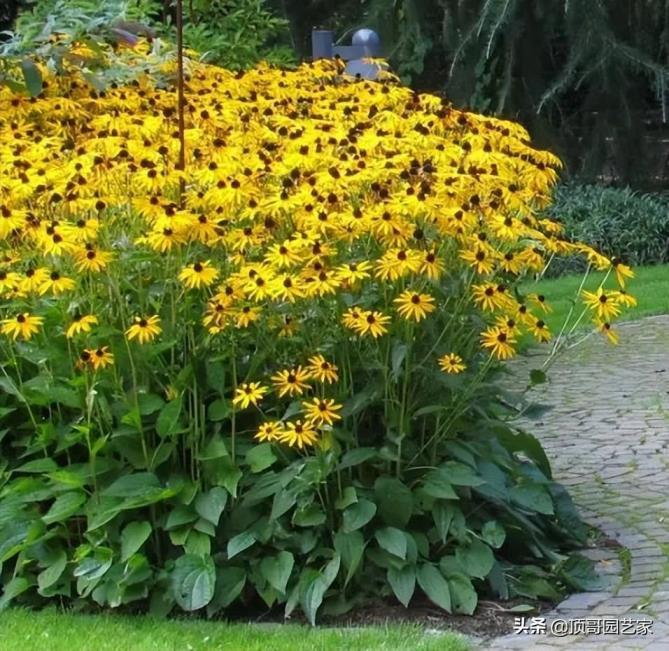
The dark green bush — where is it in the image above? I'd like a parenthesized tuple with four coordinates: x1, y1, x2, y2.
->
(546, 184, 669, 276)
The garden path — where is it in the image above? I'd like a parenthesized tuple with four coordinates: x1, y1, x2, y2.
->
(487, 315, 669, 650)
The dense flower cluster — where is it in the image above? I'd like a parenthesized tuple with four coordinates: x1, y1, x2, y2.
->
(0, 51, 632, 448)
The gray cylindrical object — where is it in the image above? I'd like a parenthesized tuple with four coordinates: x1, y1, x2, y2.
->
(312, 29, 334, 60)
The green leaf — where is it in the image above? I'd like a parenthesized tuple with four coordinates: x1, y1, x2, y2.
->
(138, 393, 165, 415)
(342, 499, 376, 533)
(101, 472, 160, 497)
(374, 527, 407, 559)
(448, 573, 478, 614)
(422, 470, 458, 499)
(432, 501, 458, 543)
(15, 458, 58, 473)
(246, 443, 277, 473)
(333, 530, 365, 586)
(300, 555, 341, 625)
(391, 342, 408, 379)
(481, 521, 506, 549)
(37, 549, 67, 592)
(207, 398, 230, 422)
(417, 564, 451, 612)
(209, 566, 246, 614)
(185, 529, 211, 557)
(0, 577, 32, 610)
(156, 397, 183, 437)
(374, 477, 412, 527)
(559, 555, 607, 591)
(529, 369, 547, 385)
(441, 461, 485, 486)
(335, 486, 357, 510)
(215, 458, 242, 498)
(455, 539, 495, 579)
(166, 505, 198, 530)
(121, 521, 152, 562)
(227, 531, 256, 558)
(43, 492, 86, 525)
(195, 487, 228, 526)
(260, 551, 294, 594)
(509, 483, 554, 514)
(293, 504, 326, 527)
(271, 489, 296, 520)
(387, 565, 415, 607)
(171, 554, 216, 611)
(337, 448, 377, 470)
(21, 58, 42, 97)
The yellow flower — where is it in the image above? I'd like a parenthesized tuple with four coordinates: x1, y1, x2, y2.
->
(611, 258, 634, 287)
(394, 290, 436, 322)
(528, 317, 551, 342)
(38, 271, 76, 296)
(581, 288, 621, 322)
(597, 321, 619, 345)
(65, 314, 98, 339)
(438, 353, 466, 374)
(306, 354, 339, 384)
(86, 346, 114, 370)
(271, 366, 311, 397)
(255, 420, 284, 442)
(279, 420, 319, 449)
(356, 310, 391, 338)
(302, 397, 342, 426)
(1, 313, 43, 340)
(126, 315, 162, 343)
(232, 382, 268, 409)
(481, 326, 517, 360)
(179, 261, 219, 289)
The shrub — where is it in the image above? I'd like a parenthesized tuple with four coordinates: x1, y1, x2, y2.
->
(0, 48, 629, 620)
(546, 184, 669, 276)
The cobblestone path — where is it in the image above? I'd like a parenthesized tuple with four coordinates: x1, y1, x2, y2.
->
(487, 315, 669, 650)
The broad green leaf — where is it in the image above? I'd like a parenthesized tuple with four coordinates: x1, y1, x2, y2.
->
(21, 58, 42, 97)
(246, 443, 277, 473)
(166, 505, 198, 530)
(374, 527, 407, 559)
(391, 342, 408, 379)
(335, 486, 357, 510)
(293, 504, 326, 527)
(374, 477, 412, 527)
(195, 487, 228, 526)
(441, 461, 485, 486)
(260, 551, 294, 594)
(271, 489, 296, 520)
(333, 530, 365, 586)
(509, 483, 554, 514)
(342, 499, 376, 533)
(422, 470, 458, 499)
(185, 529, 211, 557)
(156, 397, 183, 437)
(15, 458, 58, 473)
(337, 448, 377, 470)
(417, 564, 451, 612)
(215, 458, 242, 498)
(208, 566, 245, 614)
(448, 573, 478, 614)
(0, 577, 31, 610)
(387, 565, 415, 607)
(43, 492, 86, 525)
(138, 393, 164, 415)
(171, 554, 216, 611)
(300, 555, 341, 625)
(455, 539, 495, 579)
(481, 520, 506, 549)
(207, 398, 230, 422)
(121, 521, 152, 561)
(37, 549, 67, 592)
(101, 472, 160, 497)
(529, 369, 547, 385)
(432, 501, 458, 543)
(227, 531, 256, 558)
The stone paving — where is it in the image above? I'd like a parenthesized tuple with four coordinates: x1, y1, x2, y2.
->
(485, 315, 669, 650)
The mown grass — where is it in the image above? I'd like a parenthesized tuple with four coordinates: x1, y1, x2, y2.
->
(0, 608, 470, 651)
(522, 263, 669, 333)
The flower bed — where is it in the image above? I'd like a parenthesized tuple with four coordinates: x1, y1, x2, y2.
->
(0, 51, 632, 619)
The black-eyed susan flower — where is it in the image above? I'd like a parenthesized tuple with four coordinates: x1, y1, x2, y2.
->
(279, 419, 319, 449)
(126, 315, 162, 343)
(271, 366, 311, 397)
(301, 397, 342, 426)
(419, 250, 445, 280)
(528, 317, 552, 342)
(233, 305, 262, 328)
(19, 267, 49, 294)
(65, 314, 98, 338)
(597, 321, 619, 345)
(306, 354, 339, 384)
(481, 326, 517, 360)
(356, 310, 391, 338)
(438, 353, 466, 374)
(581, 288, 621, 322)
(255, 420, 284, 442)
(38, 271, 76, 296)
(232, 382, 268, 409)
(394, 290, 436, 322)
(73, 246, 113, 273)
(179, 261, 219, 289)
(611, 258, 634, 287)
(86, 346, 114, 370)
(1, 313, 43, 340)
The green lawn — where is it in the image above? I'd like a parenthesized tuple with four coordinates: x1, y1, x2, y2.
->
(522, 263, 669, 334)
(0, 608, 470, 651)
